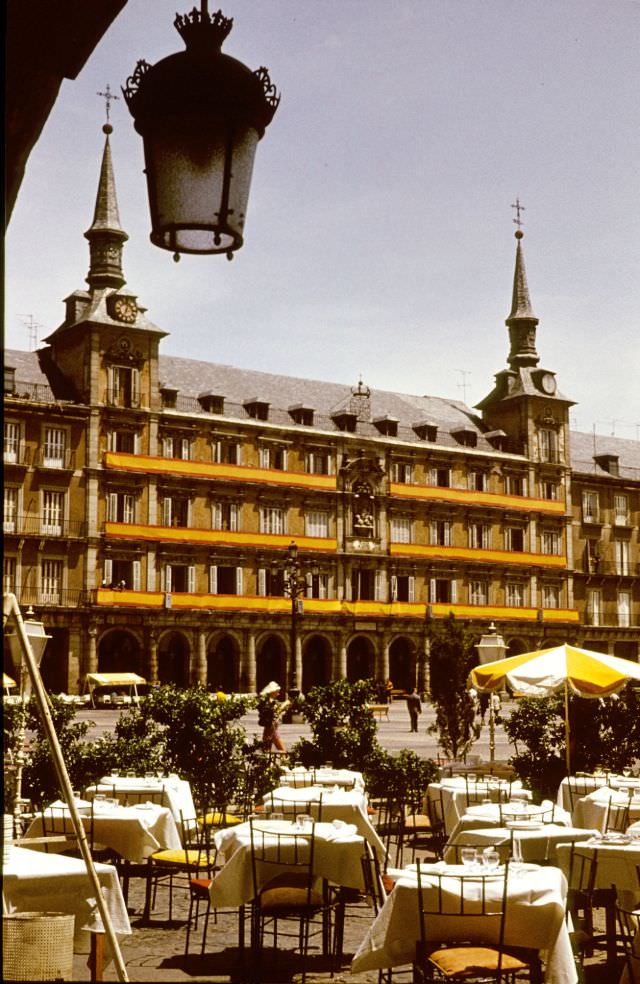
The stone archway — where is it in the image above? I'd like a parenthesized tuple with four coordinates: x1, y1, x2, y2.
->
(389, 636, 415, 691)
(207, 634, 240, 693)
(98, 629, 143, 675)
(158, 631, 190, 687)
(256, 634, 286, 694)
(302, 635, 332, 693)
(346, 635, 375, 683)
(506, 637, 529, 659)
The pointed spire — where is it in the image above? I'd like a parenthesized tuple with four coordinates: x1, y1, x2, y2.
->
(85, 123, 128, 289)
(505, 230, 539, 369)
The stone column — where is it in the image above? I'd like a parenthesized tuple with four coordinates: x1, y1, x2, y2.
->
(197, 631, 207, 686)
(246, 631, 257, 694)
(380, 632, 390, 683)
(87, 623, 98, 675)
(420, 635, 430, 695)
(337, 633, 347, 680)
(295, 634, 303, 691)
(148, 630, 158, 685)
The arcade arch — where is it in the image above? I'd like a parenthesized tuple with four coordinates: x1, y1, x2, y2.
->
(158, 630, 190, 687)
(302, 635, 331, 692)
(97, 629, 143, 675)
(389, 636, 415, 691)
(207, 633, 240, 693)
(346, 635, 375, 683)
(256, 634, 286, 693)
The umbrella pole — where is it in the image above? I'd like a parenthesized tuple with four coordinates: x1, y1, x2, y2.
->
(564, 681, 571, 774)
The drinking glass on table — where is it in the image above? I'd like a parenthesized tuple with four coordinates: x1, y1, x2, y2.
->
(482, 849, 500, 872)
(460, 847, 478, 870)
(269, 812, 284, 822)
(296, 814, 313, 831)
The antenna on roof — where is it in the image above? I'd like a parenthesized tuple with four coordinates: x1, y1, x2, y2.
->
(456, 369, 471, 404)
(19, 314, 42, 351)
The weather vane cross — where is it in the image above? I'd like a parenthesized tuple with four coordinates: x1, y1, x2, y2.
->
(511, 197, 526, 230)
(97, 83, 119, 124)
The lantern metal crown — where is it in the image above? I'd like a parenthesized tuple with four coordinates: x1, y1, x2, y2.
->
(123, 2, 280, 260)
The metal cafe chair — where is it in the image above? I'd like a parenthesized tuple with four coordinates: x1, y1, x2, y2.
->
(143, 810, 217, 923)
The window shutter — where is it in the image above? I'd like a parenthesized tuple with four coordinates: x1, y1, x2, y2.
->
(212, 502, 221, 529)
(123, 495, 134, 524)
(163, 498, 172, 526)
(162, 437, 173, 457)
(164, 565, 172, 592)
(133, 432, 141, 454)
(319, 575, 328, 599)
(428, 468, 436, 486)
(390, 575, 398, 602)
(107, 492, 117, 522)
(327, 455, 334, 476)
(429, 577, 436, 603)
(107, 366, 116, 403)
(408, 576, 416, 603)
(345, 576, 352, 601)
(306, 571, 313, 599)
(181, 438, 190, 460)
(188, 566, 196, 593)
(230, 503, 239, 531)
(450, 580, 458, 604)
(131, 368, 140, 407)
(235, 567, 243, 596)
(103, 558, 113, 586)
(259, 447, 269, 469)
(430, 521, 437, 545)
(444, 522, 451, 546)
(186, 500, 192, 527)
(374, 571, 384, 602)
(107, 431, 115, 452)
(258, 568, 266, 597)
(132, 560, 141, 591)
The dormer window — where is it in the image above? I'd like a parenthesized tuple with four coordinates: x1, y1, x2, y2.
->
(199, 392, 225, 414)
(160, 385, 178, 409)
(451, 425, 477, 448)
(484, 429, 508, 451)
(244, 398, 269, 421)
(373, 415, 399, 437)
(594, 453, 619, 476)
(331, 410, 358, 433)
(289, 404, 314, 426)
(4, 367, 16, 395)
(413, 420, 437, 442)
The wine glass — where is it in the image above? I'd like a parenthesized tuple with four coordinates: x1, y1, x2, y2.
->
(460, 847, 477, 870)
(482, 849, 500, 872)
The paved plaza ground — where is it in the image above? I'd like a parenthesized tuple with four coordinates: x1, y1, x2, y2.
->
(65, 700, 613, 983)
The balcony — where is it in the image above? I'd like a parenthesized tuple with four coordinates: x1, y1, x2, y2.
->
(577, 560, 639, 578)
(3, 514, 87, 538)
(3, 445, 30, 468)
(104, 521, 337, 553)
(583, 605, 636, 628)
(389, 541, 567, 570)
(13, 587, 89, 609)
(34, 448, 76, 471)
(389, 481, 565, 515)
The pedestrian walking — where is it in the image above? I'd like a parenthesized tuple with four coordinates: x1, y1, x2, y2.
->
(477, 690, 489, 724)
(406, 686, 422, 733)
(257, 681, 289, 752)
(385, 678, 394, 704)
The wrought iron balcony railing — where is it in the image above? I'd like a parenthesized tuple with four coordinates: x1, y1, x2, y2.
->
(11, 587, 89, 609)
(3, 514, 87, 537)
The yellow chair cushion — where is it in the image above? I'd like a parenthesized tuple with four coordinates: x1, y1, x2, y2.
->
(199, 811, 242, 827)
(428, 946, 528, 976)
(404, 813, 432, 831)
(259, 871, 324, 911)
(151, 848, 211, 867)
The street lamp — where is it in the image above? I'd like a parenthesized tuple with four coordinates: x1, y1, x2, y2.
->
(274, 542, 317, 694)
(122, 1, 280, 261)
(475, 622, 507, 764)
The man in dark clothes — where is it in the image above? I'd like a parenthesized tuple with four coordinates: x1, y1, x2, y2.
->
(406, 687, 422, 732)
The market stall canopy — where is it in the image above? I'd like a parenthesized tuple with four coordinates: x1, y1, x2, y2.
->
(84, 672, 146, 690)
(4, 673, 17, 690)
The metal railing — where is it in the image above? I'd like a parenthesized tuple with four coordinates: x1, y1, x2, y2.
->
(578, 560, 639, 577)
(35, 448, 77, 469)
(3, 514, 87, 537)
(583, 605, 636, 628)
(11, 587, 89, 608)
(3, 445, 30, 466)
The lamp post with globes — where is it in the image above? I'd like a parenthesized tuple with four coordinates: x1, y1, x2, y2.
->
(475, 622, 507, 764)
(273, 542, 317, 694)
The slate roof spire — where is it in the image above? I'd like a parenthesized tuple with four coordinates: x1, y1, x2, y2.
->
(84, 122, 128, 289)
(505, 229, 539, 369)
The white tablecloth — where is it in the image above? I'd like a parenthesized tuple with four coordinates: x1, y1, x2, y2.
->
(279, 767, 364, 790)
(261, 785, 385, 857)
(3, 846, 131, 953)
(210, 820, 367, 907)
(427, 779, 532, 834)
(572, 788, 640, 833)
(556, 776, 615, 812)
(86, 775, 195, 825)
(351, 863, 576, 984)
(24, 801, 181, 862)
(556, 839, 640, 894)
(448, 801, 570, 842)
(444, 824, 597, 864)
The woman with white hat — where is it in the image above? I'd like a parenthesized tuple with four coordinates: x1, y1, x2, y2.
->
(257, 681, 289, 752)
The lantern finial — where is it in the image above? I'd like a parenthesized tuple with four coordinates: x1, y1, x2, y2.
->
(174, 6, 233, 51)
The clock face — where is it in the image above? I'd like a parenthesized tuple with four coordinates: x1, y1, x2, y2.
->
(540, 373, 556, 395)
(112, 296, 137, 323)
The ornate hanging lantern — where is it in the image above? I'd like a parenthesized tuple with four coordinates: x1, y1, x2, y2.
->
(123, 2, 279, 260)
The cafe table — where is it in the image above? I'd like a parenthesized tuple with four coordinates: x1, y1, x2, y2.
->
(351, 861, 577, 984)
(3, 846, 131, 981)
(443, 823, 598, 865)
(23, 798, 181, 862)
(555, 774, 640, 813)
(210, 819, 368, 909)
(261, 784, 386, 857)
(447, 800, 571, 842)
(427, 777, 532, 835)
(85, 774, 195, 825)
(571, 787, 640, 833)
(279, 766, 365, 790)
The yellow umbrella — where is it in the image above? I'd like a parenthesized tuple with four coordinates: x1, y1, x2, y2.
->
(3, 673, 17, 690)
(468, 643, 640, 772)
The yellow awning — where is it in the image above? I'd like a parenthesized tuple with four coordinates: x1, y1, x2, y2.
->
(84, 672, 146, 690)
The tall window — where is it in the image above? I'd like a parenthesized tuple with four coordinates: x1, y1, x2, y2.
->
(430, 578, 456, 604)
(469, 580, 488, 605)
(212, 501, 240, 532)
(3, 556, 17, 594)
(468, 470, 487, 492)
(107, 429, 141, 453)
(390, 516, 412, 543)
(391, 461, 413, 484)
(305, 511, 329, 538)
(582, 490, 600, 523)
(351, 569, 379, 601)
(505, 474, 527, 496)
(613, 494, 629, 526)
(540, 530, 562, 555)
(107, 365, 140, 408)
(162, 496, 190, 528)
(259, 506, 286, 535)
(162, 564, 195, 593)
(539, 428, 558, 463)
(106, 492, 135, 524)
(305, 450, 332, 475)
(162, 436, 190, 460)
(430, 519, 451, 546)
(541, 583, 560, 609)
(209, 565, 243, 595)
(618, 591, 631, 628)
(587, 588, 601, 626)
(43, 427, 66, 467)
(4, 421, 20, 462)
(42, 490, 64, 535)
(213, 440, 241, 465)
(468, 522, 490, 549)
(41, 559, 63, 604)
(306, 571, 329, 599)
(259, 446, 287, 470)
(541, 480, 559, 500)
(4, 486, 18, 533)
(429, 466, 450, 488)
(614, 540, 630, 576)
(390, 574, 416, 602)
(505, 526, 526, 552)
(506, 581, 526, 607)
(258, 568, 285, 597)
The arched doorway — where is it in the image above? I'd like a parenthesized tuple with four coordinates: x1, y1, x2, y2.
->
(207, 634, 239, 693)
(302, 635, 331, 693)
(346, 635, 375, 683)
(389, 637, 415, 691)
(158, 631, 190, 687)
(98, 629, 143, 675)
(506, 637, 528, 659)
(256, 635, 286, 694)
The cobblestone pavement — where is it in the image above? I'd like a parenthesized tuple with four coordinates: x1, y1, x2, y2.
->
(66, 701, 613, 983)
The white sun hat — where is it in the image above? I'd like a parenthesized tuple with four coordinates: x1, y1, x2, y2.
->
(260, 681, 281, 696)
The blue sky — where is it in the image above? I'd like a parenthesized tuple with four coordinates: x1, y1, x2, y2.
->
(6, 0, 640, 438)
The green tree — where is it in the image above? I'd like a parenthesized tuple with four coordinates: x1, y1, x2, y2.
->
(427, 615, 479, 760)
(289, 679, 378, 769)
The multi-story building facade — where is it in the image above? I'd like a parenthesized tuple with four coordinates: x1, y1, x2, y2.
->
(4, 128, 639, 694)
